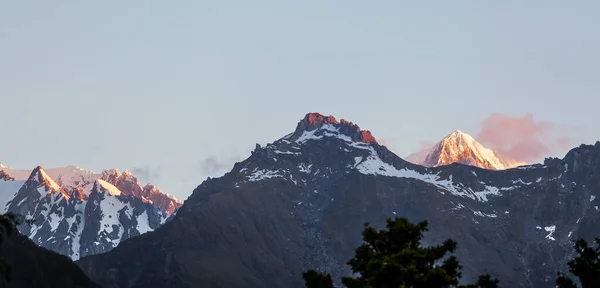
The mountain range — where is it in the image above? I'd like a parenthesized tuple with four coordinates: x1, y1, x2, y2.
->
(0, 164, 182, 260)
(74, 112, 600, 288)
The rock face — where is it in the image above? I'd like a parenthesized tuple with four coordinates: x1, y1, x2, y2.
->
(3, 167, 169, 260)
(77, 113, 600, 288)
(407, 130, 527, 170)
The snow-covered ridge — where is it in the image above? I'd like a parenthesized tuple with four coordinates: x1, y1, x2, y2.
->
(407, 130, 527, 170)
(243, 123, 533, 204)
(354, 145, 503, 202)
(95, 179, 122, 196)
(35, 167, 64, 195)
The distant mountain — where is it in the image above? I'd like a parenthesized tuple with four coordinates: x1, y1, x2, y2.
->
(0, 164, 183, 261)
(407, 130, 527, 170)
(1, 165, 182, 213)
(100, 169, 181, 215)
(77, 112, 600, 288)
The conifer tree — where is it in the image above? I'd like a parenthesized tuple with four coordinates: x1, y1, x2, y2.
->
(556, 238, 600, 288)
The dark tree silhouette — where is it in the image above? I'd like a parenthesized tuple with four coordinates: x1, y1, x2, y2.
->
(302, 270, 334, 288)
(556, 238, 600, 288)
(0, 213, 20, 288)
(304, 217, 499, 288)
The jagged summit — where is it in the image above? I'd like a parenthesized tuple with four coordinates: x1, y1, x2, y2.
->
(407, 130, 526, 170)
(288, 112, 377, 144)
(0, 170, 14, 181)
(100, 168, 182, 214)
(28, 166, 70, 198)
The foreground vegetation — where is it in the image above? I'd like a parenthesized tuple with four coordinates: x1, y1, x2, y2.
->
(0, 213, 598, 287)
(303, 217, 600, 288)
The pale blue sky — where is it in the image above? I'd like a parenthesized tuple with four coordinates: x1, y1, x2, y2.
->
(1, 1, 599, 200)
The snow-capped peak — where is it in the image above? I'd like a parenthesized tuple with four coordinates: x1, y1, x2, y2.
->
(29, 166, 68, 197)
(407, 130, 527, 170)
(94, 179, 122, 196)
(0, 162, 7, 169)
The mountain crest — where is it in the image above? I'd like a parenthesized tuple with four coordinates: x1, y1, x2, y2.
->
(99, 169, 182, 214)
(29, 166, 70, 199)
(92, 179, 122, 196)
(289, 112, 377, 144)
(408, 130, 526, 170)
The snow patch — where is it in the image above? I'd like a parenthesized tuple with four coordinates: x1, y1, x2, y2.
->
(274, 150, 301, 155)
(47, 212, 62, 231)
(97, 194, 129, 248)
(295, 129, 323, 144)
(354, 147, 501, 202)
(544, 225, 556, 241)
(247, 168, 285, 182)
(298, 164, 312, 174)
(136, 210, 153, 234)
(473, 211, 497, 218)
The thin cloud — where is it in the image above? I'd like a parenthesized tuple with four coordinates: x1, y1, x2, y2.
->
(130, 165, 160, 183)
(199, 156, 240, 175)
(406, 140, 435, 163)
(476, 113, 571, 162)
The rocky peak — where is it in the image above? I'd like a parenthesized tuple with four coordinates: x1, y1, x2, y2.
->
(28, 166, 70, 199)
(290, 112, 377, 144)
(0, 170, 14, 181)
(99, 169, 181, 215)
(100, 168, 123, 182)
(100, 169, 142, 197)
(297, 113, 340, 131)
(141, 184, 183, 215)
(561, 141, 600, 174)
